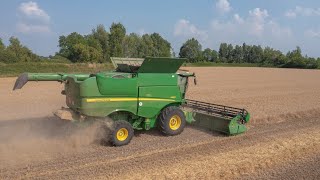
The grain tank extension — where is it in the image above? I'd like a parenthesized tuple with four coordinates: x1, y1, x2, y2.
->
(13, 57, 250, 146)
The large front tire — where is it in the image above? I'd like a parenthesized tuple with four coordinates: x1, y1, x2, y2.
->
(158, 106, 186, 136)
(110, 120, 134, 146)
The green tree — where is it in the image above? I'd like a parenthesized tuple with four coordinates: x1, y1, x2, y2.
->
(305, 57, 318, 69)
(218, 43, 228, 62)
(122, 33, 141, 58)
(7, 37, 23, 57)
(0, 49, 18, 63)
(86, 35, 102, 50)
(91, 25, 110, 61)
(58, 32, 105, 62)
(6, 37, 39, 62)
(139, 34, 154, 57)
(242, 43, 251, 63)
(179, 38, 202, 63)
(226, 44, 234, 63)
(58, 32, 86, 62)
(73, 43, 89, 62)
(73, 43, 103, 62)
(202, 48, 212, 61)
(285, 46, 306, 68)
(232, 45, 243, 63)
(0, 38, 4, 51)
(85, 35, 103, 62)
(211, 49, 218, 62)
(150, 33, 171, 57)
(248, 45, 263, 63)
(109, 22, 126, 57)
(202, 48, 218, 62)
(262, 47, 287, 66)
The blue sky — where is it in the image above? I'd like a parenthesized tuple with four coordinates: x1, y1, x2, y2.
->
(0, 0, 320, 57)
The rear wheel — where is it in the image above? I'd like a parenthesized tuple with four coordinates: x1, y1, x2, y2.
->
(158, 106, 186, 136)
(110, 120, 134, 146)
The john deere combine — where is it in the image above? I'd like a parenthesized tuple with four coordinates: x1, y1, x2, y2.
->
(13, 57, 250, 146)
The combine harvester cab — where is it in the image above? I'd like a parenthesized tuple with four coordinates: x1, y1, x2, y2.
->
(13, 57, 250, 146)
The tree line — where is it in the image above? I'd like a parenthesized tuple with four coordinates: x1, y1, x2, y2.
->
(0, 22, 319, 69)
(179, 38, 320, 69)
(0, 37, 40, 63)
(57, 23, 171, 63)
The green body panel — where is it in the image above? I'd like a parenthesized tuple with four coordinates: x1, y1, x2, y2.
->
(75, 72, 184, 119)
(138, 86, 180, 118)
(96, 73, 138, 96)
(80, 98, 137, 117)
(79, 77, 103, 97)
(137, 73, 178, 86)
(137, 101, 175, 118)
(139, 86, 181, 100)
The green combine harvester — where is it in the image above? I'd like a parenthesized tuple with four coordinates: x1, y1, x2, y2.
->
(13, 57, 250, 146)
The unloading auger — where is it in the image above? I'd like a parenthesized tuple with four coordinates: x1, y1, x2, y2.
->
(13, 57, 250, 146)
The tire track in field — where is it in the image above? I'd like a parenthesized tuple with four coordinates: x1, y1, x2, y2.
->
(2, 117, 318, 179)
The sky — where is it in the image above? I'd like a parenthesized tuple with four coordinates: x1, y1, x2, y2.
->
(0, 0, 320, 57)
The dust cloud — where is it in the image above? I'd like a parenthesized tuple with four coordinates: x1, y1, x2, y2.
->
(0, 116, 112, 167)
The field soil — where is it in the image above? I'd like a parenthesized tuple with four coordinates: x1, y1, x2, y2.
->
(0, 67, 320, 179)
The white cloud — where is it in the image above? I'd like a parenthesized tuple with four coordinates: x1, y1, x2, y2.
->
(18, 1, 50, 23)
(16, 1, 51, 34)
(212, 8, 274, 37)
(305, 29, 320, 38)
(285, 6, 320, 18)
(285, 11, 296, 18)
(16, 23, 50, 34)
(249, 8, 269, 20)
(234, 14, 244, 24)
(174, 19, 208, 40)
(216, 0, 232, 14)
(248, 8, 269, 36)
(211, 19, 237, 33)
(268, 21, 292, 38)
(210, 8, 292, 48)
(172, 3, 318, 57)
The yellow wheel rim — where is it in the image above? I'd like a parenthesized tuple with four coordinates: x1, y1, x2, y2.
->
(116, 128, 129, 141)
(169, 115, 182, 130)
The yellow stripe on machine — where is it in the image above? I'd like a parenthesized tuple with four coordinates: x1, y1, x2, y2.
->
(139, 98, 175, 102)
(86, 97, 175, 103)
(86, 98, 136, 102)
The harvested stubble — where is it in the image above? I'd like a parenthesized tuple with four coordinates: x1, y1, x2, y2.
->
(0, 67, 320, 179)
